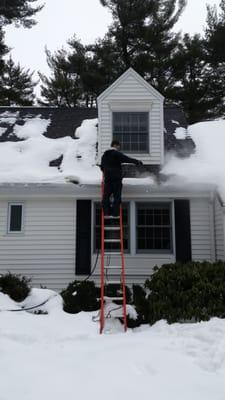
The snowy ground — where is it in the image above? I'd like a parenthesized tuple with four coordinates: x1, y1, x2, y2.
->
(0, 290, 225, 400)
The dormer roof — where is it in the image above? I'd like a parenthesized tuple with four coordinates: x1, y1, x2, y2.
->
(97, 68, 164, 103)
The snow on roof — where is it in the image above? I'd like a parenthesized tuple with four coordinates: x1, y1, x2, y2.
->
(0, 108, 224, 200)
(162, 120, 225, 201)
(0, 115, 101, 184)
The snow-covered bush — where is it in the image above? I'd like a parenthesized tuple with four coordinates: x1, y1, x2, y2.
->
(145, 261, 225, 324)
(0, 272, 31, 302)
(61, 280, 99, 313)
(130, 284, 149, 326)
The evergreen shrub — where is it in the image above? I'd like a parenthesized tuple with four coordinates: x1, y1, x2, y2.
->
(104, 283, 132, 303)
(0, 272, 31, 302)
(61, 280, 99, 313)
(131, 284, 149, 325)
(145, 261, 225, 324)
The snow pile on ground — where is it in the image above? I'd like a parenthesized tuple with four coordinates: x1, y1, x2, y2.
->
(0, 292, 20, 311)
(0, 288, 63, 313)
(0, 298, 225, 400)
(103, 298, 137, 320)
(163, 119, 225, 200)
(20, 288, 63, 314)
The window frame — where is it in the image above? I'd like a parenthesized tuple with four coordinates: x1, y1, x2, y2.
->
(135, 201, 173, 254)
(112, 111, 149, 154)
(7, 203, 24, 234)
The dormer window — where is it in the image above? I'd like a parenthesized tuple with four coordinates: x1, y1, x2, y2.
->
(113, 112, 149, 153)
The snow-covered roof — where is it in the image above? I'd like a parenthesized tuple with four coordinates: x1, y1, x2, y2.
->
(162, 119, 225, 202)
(0, 106, 191, 185)
(0, 110, 99, 184)
(1, 107, 224, 202)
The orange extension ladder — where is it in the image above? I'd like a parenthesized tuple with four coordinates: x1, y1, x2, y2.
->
(99, 181, 127, 334)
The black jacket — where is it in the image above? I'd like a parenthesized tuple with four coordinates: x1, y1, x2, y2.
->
(101, 148, 140, 180)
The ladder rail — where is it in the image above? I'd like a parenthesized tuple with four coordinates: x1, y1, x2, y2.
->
(100, 190, 105, 334)
(100, 176, 127, 333)
(119, 205, 127, 331)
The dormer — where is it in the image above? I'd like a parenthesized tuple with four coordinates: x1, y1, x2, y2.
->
(97, 68, 164, 166)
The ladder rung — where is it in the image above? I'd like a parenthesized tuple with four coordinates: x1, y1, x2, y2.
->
(106, 280, 121, 284)
(104, 227, 120, 230)
(104, 252, 121, 255)
(104, 215, 120, 219)
(104, 239, 120, 243)
(104, 265, 121, 269)
(104, 296, 123, 301)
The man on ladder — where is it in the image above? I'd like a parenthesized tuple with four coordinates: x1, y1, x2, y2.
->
(99, 140, 143, 333)
(100, 140, 143, 217)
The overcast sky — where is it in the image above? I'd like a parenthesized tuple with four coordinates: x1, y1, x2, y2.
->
(5, 0, 221, 80)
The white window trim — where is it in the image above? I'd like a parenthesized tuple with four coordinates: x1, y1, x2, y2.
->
(7, 202, 24, 234)
(134, 200, 175, 255)
(108, 100, 153, 112)
(109, 101, 152, 157)
(91, 199, 176, 257)
(112, 111, 149, 154)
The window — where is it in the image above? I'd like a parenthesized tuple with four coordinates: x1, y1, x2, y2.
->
(8, 204, 23, 233)
(136, 203, 172, 253)
(113, 112, 148, 152)
(94, 203, 129, 252)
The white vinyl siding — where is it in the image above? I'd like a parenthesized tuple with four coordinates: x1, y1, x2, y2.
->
(90, 196, 214, 285)
(91, 199, 175, 284)
(98, 71, 164, 165)
(190, 198, 214, 261)
(0, 184, 216, 289)
(214, 196, 225, 260)
(0, 199, 76, 291)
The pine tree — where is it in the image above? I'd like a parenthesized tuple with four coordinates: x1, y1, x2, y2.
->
(0, 56, 36, 105)
(39, 44, 84, 107)
(205, 1, 225, 63)
(169, 33, 225, 123)
(39, 36, 120, 107)
(0, 0, 43, 105)
(39, 1, 187, 107)
(0, 27, 8, 75)
(199, 0, 225, 120)
(0, 0, 43, 27)
(99, 0, 187, 95)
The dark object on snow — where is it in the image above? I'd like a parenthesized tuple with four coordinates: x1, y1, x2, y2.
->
(61, 280, 99, 314)
(49, 154, 63, 168)
(0, 272, 31, 302)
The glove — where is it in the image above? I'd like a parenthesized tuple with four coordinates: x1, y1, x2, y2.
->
(137, 160, 143, 166)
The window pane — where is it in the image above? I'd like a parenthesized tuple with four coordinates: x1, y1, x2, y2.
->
(113, 112, 148, 152)
(9, 205, 22, 232)
(136, 203, 172, 252)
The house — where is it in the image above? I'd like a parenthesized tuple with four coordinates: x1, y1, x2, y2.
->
(0, 68, 224, 291)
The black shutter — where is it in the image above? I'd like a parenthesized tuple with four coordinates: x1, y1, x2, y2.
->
(76, 200, 91, 275)
(174, 200, 192, 263)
